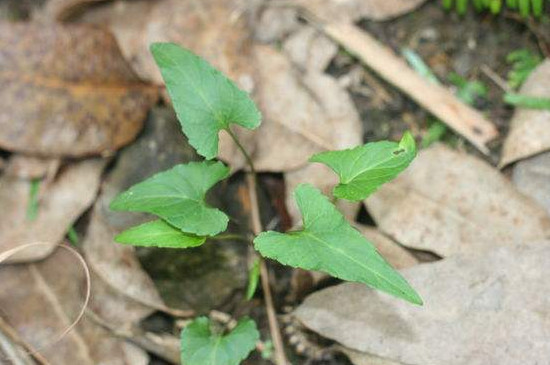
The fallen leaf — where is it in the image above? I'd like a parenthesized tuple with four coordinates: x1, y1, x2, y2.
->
(294, 0, 428, 22)
(0, 22, 157, 157)
(0, 158, 106, 263)
(512, 151, 550, 215)
(356, 225, 419, 269)
(501, 60, 550, 167)
(365, 144, 550, 257)
(78, 0, 255, 88)
(42, 0, 110, 21)
(0, 249, 149, 364)
(4, 155, 60, 179)
(254, 5, 299, 43)
(283, 26, 338, 72)
(295, 243, 550, 365)
(220, 45, 362, 172)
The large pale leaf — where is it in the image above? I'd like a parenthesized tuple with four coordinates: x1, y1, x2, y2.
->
(366, 144, 550, 257)
(254, 184, 422, 305)
(310, 133, 416, 201)
(295, 243, 550, 365)
(151, 43, 261, 159)
(115, 220, 206, 248)
(110, 161, 230, 236)
(181, 316, 259, 365)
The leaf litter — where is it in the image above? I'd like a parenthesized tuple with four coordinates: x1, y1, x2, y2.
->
(2, 0, 550, 364)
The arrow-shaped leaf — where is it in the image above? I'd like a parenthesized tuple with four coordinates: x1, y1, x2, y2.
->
(110, 161, 230, 236)
(151, 43, 261, 159)
(115, 220, 205, 248)
(254, 184, 422, 305)
(181, 316, 259, 365)
(310, 132, 416, 201)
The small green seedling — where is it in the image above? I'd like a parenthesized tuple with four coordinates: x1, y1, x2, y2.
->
(110, 43, 422, 364)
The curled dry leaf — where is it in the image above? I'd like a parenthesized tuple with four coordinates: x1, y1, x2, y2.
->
(0, 158, 106, 263)
(501, 60, 550, 167)
(366, 144, 550, 257)
(0, 22, 157, 157)
(294, 0, 428, 22)
(295, 243, 550, 365)
(0, 249, 148, 364)
(512, 151, 550, 215)
(283, 26, 338, 73)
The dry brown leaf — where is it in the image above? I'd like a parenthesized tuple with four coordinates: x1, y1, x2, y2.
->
(366, 144, 550, 257)
(294, 0, 428, 22)
(501, 60, 550, 167)
(0, 249, 148, 364)
(295, 243, 550, 365)
(0, 158, 106, 263)
(512, 151, 550, 215)
(0, 22, 157, 157)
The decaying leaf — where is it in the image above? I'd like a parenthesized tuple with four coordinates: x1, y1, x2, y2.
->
(293, 0, 428, 22)
(295, 243, 550, 365)
(0, 158, 106, 263)
(77, 0, 255, 88)
(0, 22, 157, 157)
(366, 144, 550, 257)
(501, 60, 550, 167)
(0, 249, 149, 364)
(512, 151, 550, 215)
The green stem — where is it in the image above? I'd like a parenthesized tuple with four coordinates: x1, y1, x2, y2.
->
(226, 128, 256, 175)
(227, 127, 289, 365)
(211, 233, 250, 242)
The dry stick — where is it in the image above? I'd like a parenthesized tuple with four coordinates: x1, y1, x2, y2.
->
(310, 21, 499, 155)
(227, 129, 288, 365)
(0, 316, 47, 365)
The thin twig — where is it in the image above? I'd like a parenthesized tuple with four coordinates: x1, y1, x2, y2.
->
(227, 130, 288, 365)
(480, 64, 511, 93)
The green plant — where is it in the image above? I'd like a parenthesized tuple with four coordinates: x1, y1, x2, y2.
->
(110, 43, 422, 364)
(442, 0, 547, 16)
(506, 49, 542, 89)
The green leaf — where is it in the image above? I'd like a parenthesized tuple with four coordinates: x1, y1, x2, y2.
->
(309, 133, 416, 201)
(245, 258, 261, 300)
(504, 93, 550, 110)
(151, 43, 261, 160)
(115, 220, 205, 248)
(254, 184, 423, 305)
(110, 161, 230, 236)
(181, 316, 259, 365)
